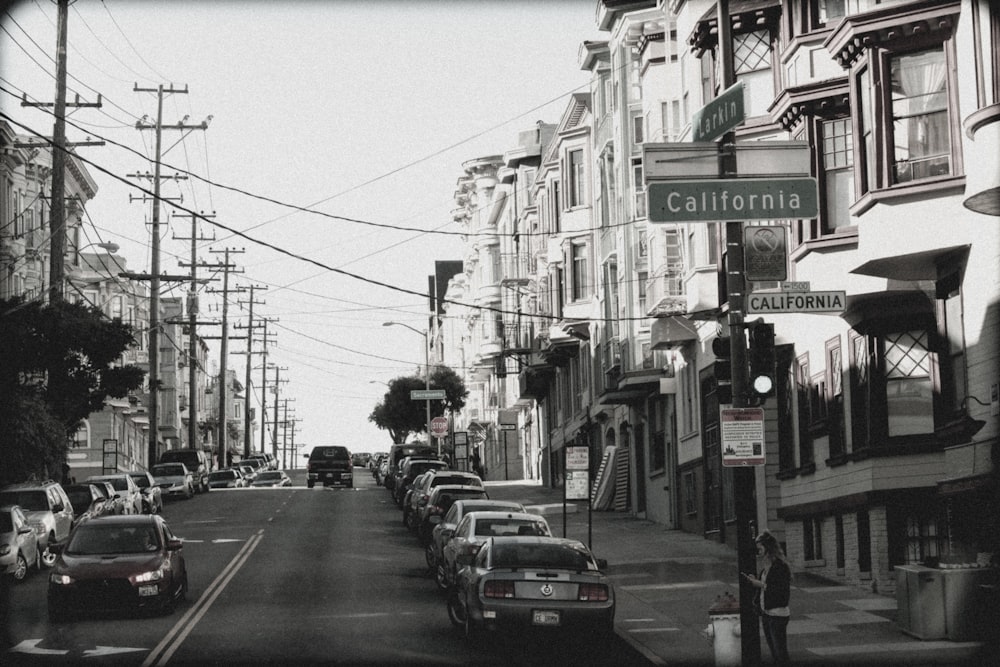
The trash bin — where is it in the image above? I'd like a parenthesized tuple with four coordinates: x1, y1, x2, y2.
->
(895, 565, 946, 639)
(705, 591, 741, 667)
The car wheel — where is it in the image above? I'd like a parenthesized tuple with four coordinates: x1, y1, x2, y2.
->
(185, 486, 194, 499)
(435, 563, 450, 591)
(41, 535, 58, 568)
(12, 552, 29, 582)
(424, 544, 436, 569)
(463, 609, 482, 644)
(307, 481, 315, 489)
(446, 589, 466, 628)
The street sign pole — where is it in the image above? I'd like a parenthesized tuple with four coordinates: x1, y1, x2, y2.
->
(716, 0, 761, 662)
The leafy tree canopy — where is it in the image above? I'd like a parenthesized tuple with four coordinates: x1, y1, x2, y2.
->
(368, 365, 468, 444)
(0, 297, 146, 483)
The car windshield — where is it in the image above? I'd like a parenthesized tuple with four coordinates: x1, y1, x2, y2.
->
(474, 519, 549, 537)
(257, 472, 281, 481)
(152, 465, 184, 476)
(67, 523, 162, 555)
(432, 475, 479, 487)
(492, 543, 592, 570)
(66, 489, 94, 509)
(209, 471, 234, 481)
(93, 477, 128, 491)
(130, 475, 151, 488)
(0, 490, 47, 511)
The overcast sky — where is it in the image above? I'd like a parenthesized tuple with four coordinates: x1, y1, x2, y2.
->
(1, 0, 600, 460)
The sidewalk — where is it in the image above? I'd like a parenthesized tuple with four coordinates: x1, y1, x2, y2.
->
(485, 480, 990, 667)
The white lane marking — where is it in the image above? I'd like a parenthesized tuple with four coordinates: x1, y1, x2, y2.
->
(10, 639, 69, 655)
(142, 529, 264, 667)
(83, 645, 147, 657)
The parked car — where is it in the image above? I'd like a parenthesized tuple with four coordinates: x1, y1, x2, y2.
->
(305, 445, 353, 488)
(405, 470, 484, 531)
(0, 480, 75, 568)
(428, 499, 526, 585)
(150, 463, 195, 500)
(251, 471, 292, 488)
(385, 443, 437, 493)
(85, 474, 143, 515)
(447, 536, 613, 643)
(208, 469, 245, 489)
(394, 457, 450, 506)
(89, 481, 125, 515)
(128, 471, 163, 514)
(1, 504, 41, 582)
(47, 514, 188, 620)
(158, 448, 211, 494)
(439, 511, 551, 591)
(62, 484, 116, 526)
(236, 465, 258, 484)
(416, 485, 490, 545)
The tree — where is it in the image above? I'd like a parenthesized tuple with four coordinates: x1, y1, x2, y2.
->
(0, 297, 145, 484)
(368, 365, 468, 443)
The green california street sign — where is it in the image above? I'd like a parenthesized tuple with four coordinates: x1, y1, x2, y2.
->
(647, 177, 819, 223)
(410, 389, 446, 400)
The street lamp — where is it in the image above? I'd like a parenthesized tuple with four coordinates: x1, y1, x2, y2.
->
(382, 321, 434, 456)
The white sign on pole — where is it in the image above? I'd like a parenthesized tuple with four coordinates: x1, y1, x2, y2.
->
(721, 408, 765, 467)
(747, 291, 846, 314)
(565, 470, 590, 500)
(566, 446, 589, 471)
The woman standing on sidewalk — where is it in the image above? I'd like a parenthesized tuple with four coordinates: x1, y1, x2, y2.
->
(743, 530, 791, 666)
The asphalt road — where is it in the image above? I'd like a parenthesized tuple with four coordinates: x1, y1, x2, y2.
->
(3, 469, 651, 666)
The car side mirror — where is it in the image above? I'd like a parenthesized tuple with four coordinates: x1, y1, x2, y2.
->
(167, 538, 184, 551)
(596, 558, 608, 570)
(52, 503, 64, 512)
(48, 542, 64, 555)
(441, 528, 455, 538)
(18, 526, 32, 535)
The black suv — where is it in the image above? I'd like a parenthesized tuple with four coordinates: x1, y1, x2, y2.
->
(306, 446, 353, 488)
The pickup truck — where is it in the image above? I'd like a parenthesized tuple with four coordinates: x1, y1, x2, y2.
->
(306, 446, 353, 488)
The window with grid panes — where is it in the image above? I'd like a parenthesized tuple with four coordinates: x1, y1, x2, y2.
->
(821, 118, 855, 231)
(571, 240, 589, 301)
(884, 330, 933, 436)
(733, 29, 774, 117)
(632, 160, 645, 219)
(568, 149, 585, 207)
(827, 336, 847, 460)
(797, 353, 815, 468)
(637, 271, 647, 313)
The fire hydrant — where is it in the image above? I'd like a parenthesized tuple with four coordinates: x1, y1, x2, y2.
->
(703, 591, 741, 667)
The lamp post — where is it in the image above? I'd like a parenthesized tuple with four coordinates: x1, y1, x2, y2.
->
(383, 321, 433, 456)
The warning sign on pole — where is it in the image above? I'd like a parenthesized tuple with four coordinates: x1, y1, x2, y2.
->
(720, 407, 765, 467)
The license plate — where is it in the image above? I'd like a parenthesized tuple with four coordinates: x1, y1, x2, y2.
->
(138, 585, 158, 597)
(532, 610, 560, 626)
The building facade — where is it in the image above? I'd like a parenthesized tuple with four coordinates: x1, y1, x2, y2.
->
(438, 0, 999, 597)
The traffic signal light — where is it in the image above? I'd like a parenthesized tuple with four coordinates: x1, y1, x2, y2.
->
(747, 321, 776, 399)
(712, 336, 733, 404)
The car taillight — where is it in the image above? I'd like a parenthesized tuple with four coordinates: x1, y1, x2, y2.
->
(577, 583, 609, 602)
(484, 580, 515, 599)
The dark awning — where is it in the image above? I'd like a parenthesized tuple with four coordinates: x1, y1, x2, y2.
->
(840, 290, 934, 332)
(650, 315, 699, 350)
(850, 244, 970, 282)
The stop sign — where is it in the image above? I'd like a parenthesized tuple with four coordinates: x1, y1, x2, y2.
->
(430, 417, 449, 438)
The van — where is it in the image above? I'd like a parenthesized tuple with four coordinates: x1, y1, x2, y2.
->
(158, 448, 211, 494)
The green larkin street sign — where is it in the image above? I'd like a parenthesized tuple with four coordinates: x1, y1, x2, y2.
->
(692, 81, 745, 142)
(647, 177, 819, 224)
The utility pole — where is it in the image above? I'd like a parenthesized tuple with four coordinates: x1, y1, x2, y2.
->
(271, 366, 288, 465)
(174, 211, 215, 451)
(207, 248, 244, 469)
(236, 285, 267, 458)
(280, 399, 296, 468)
(257, 319, 278, 454)
(716, 0, 761, 663)
(133, 84, 208, 469)
(18, 0, 102, 302)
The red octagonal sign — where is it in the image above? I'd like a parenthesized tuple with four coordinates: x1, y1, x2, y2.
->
(430, 417, 449, 438)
